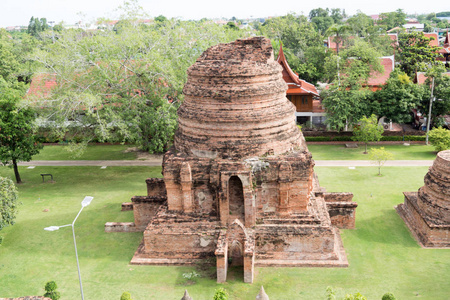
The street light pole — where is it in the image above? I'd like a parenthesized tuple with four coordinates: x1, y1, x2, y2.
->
(425, 77, 435, 145)
(44, 196, 93, 300)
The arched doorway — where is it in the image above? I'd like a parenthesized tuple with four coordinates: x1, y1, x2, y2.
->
(228, 176, 245, 223)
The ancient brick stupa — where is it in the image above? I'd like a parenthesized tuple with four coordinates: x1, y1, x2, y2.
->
(397, 150, 450, 247)
(107, 37, 357, 283)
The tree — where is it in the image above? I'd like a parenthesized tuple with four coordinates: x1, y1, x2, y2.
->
(347, 11, 374, 37)
(0, 84, 42, 183)
(353, 114, 384, 153)
(213, 287, 228, 300)
(420, 69, 450, 127)
(378, 9, 407, 30)
(311, 16, 334, 34)
(44, 281, 60, 300)
(369, 147, 394, 176)
(373, 70, 425, 123)
(0, 177, 19, 233)
(261, 14, 324, 82)
(322, 41, 383, 130)
(326, 24, 350, 54)
(27, 17, 49, 37)
(28, 16, 250, 153)
(396, 31, 440, 77)
(428, 127, 450, 152)
(154, 15, 167, 23)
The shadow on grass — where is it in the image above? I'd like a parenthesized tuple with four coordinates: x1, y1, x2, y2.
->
(353, 208, 419, 248)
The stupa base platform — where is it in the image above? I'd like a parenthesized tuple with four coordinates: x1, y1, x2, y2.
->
(396, 192, 450, 248)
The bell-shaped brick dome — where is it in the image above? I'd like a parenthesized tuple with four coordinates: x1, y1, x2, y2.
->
(174, 37, 305, 159)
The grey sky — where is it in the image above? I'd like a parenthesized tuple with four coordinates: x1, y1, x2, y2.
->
(1, 0, 448, 28)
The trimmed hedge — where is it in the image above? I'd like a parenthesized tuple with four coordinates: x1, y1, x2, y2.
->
(305, 135, 425, 142)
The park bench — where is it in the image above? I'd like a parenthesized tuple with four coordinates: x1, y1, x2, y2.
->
(40, 173, 53, 182)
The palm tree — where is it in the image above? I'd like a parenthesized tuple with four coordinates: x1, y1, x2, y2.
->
(326, 24, 350, 54)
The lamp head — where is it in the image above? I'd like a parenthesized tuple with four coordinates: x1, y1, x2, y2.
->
(81, 196, 94, 207)
(44, 226, 60, 231)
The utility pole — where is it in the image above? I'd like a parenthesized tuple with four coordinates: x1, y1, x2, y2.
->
(425, 77, 435, 145)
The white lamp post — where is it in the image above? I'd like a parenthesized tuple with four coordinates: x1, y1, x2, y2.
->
(44, 196, 93, 300)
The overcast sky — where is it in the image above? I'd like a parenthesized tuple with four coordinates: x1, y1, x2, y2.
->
(1, 0, 449, 28)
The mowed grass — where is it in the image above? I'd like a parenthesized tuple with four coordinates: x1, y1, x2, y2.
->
(0, 165, 449, 299)
(307, 143, 437, 160)
(32, 144, 137, 160)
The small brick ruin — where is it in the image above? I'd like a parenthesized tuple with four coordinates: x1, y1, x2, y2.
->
(106, 37, 357, 283)
(396, 150, 450, 248)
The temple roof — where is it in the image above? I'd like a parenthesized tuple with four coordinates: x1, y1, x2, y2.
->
(366, 56, 395, 87)
(276, 44, 319, 97)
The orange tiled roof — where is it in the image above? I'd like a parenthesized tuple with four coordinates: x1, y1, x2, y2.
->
(416, 72, 450, 85)
(276, 44, 319, 97)
(439, 31, 450, 54)
(27, 73, 57, 96)
(366, 56, 394, 87)
(424, 33, 439, 47)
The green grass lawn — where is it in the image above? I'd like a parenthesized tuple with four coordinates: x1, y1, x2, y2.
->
(0, 165, 448, 299)
(31, 144, 137, 160)
(307, 144, 437, 160)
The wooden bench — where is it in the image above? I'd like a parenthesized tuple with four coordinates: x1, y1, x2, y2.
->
(40, 174, 53, 182)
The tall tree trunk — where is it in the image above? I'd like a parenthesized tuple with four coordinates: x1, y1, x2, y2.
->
(12, 159, 22, 184)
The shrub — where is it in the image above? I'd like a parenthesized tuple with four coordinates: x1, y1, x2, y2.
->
(120, 291, 132, 300)
(213, 287, 228, 300)
(428, 127, 450, 152)
(44, 281, 60, 300)
(305, 136, 331, 142)
(344, 292, 367, 300)
(382, 292, 397, 300)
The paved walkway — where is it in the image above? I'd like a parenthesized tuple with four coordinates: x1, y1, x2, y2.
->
(18, 159, 433, 167)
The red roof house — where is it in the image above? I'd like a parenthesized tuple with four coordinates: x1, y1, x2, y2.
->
(365, 56, 395, 91)
(276, 44, 324, 125)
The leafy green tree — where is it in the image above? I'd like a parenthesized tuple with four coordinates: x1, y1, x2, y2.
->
(322, 84, 374, 131)
(309, 8, 329, 19)
(428, 127, 450, 152)
(44, 281, 60, 300)
(27, 17, 49, 37)
(0, 176, 19, 233)
(347, 11, 374, 37)
(396, 31, 440, 77)
(369, 147, 394, 176)
(261, 14, 324, 83)
(311, 16, 334, 34)
(420, 69, 450, 127)
(326, 24, 350, 54)
(28, 16, 249, 153)
(353, 114, 384, 154)
(154, 15, 167, 23)
(213, 287, 228, 300)
(373, 70, 425, 123)
(0, 84, 42, 183)
(330, 8, 346, 24)
(378, 9, 407, 30)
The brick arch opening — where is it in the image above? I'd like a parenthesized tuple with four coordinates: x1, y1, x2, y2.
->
(228, 176, 245, 223)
